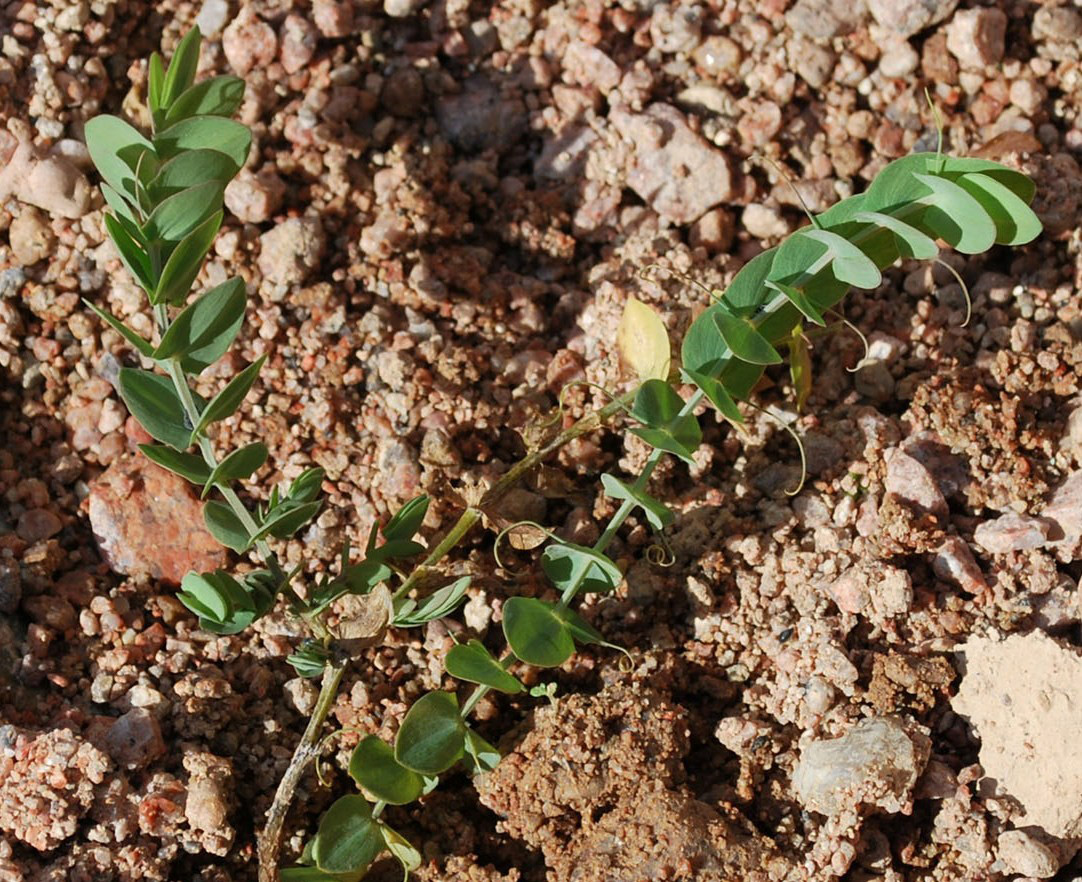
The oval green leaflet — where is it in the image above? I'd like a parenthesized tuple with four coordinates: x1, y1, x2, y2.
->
(501, 596, 575, 668)
(348, 735, 423, 805)
(394, 691, 466, 775)
(445, 639, 523, 693)
(311, 795, 384, 876)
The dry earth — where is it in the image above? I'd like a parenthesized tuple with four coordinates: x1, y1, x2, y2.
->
(2, 0, 1082, 880)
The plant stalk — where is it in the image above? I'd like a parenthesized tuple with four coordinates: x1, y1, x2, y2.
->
(258, 655, 347, 882)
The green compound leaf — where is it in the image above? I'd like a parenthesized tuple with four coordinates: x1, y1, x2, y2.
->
(155, 210, 223, 305)
(117, 368, 192, 449)
(142, 180, 224, 244)
(381, 825, 422, 876)
(765, 280, 826, 326)
(312, 795, 384, 877)
(445, 640, 523, 693)
(712, 308, 781, 366)
(800, 228, 882, 290)
(462, 728, 501, 774)
(394, 691, 466, 775)
(502, 597, 574, 668)
(600, 473, 673, 531)
(104, 213, 155, 293)
(154, 115, 251, 170)
(202, 442, 268, 497)
(935, 155, 1036, 202)
(382, 495, 429, 542)
(153, 277, 247, 372)
(192, 354, 266, 438)
(203, 501, 251, 552)
(393, 575, 471, 628)
(165, 75, 246, 125)
(138, 443, 212, 483)
(852, 210, 939, 259)
(85, 115, 155, 204)
(681, 366, 744, 426)
(160, 26, 202, 109)
(81, 298, 154, 357)
(629, 379, 701, 463)
(955, 173, 1042, 247)
(540, 541, 623, 594)
(912, 172, 997, 254)
(176, 569, 266, 635)
(150, 148, 242, 200)
(349, 736, 423, 805)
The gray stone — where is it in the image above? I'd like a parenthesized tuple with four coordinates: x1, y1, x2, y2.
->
(793, 717, 930, 816)
(611, 103, 733, 225)
(786, 0, 869, 40)
(435, 77, 528, 154)
(867, 0, 958, 38)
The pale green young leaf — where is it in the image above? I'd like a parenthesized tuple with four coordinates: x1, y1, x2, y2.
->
(148, 52, 165, 116)
(153, 277, 247, 369)
(138, 443, 212, 483)
(192, 355, 266, 437)
(312, 795, 384, 876)
(143, 180, 224, 243)
(150, 149, 241, 200)
(202, 501, 251, 552)
(912, 172, 997, 254)
(852, 210, 939, 259)
(81, 298, 154, 357)
(392, 576, 470, 628)
(104, 214, 155, 293)
(382, 495, 430, 542)
(799, 229, 882, 290)
(202, 442, 268, 497)
(165, 76, 246, 125)
(101, 183, 140, 226)
(85, 115, 155, 203)
(153, 116, 251, 169)
(502, 597, 574, 668)
(349, 736, 423, 805)
(160, 27, 202, 109)
(445, 640, 523, 693)
(117, 367, 192, 449)
(394, 691, 466, 775)
(955, 173, 1042, 246)
(155, 211, 222, 305)
(381, 825, 422, 876)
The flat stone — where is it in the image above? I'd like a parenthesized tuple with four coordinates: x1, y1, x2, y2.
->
(953, 632, 1082, 839)
(611, 102, 733, 225)
(88, 453, 229, 586)
(973, 512, 1052, 554)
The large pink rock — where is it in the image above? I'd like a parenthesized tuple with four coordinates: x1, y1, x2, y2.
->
(88, 454, 229, 585)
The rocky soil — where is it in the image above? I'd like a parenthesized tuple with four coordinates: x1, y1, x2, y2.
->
(2, 0, 1082, 880)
